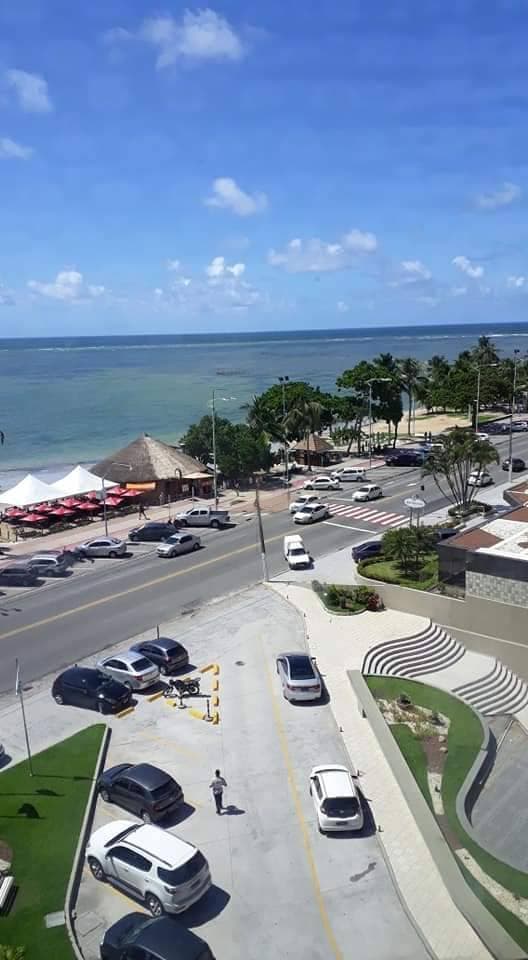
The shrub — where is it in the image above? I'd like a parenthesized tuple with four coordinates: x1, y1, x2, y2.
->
(311, 580, 324, 596)
(366, 592, 384, 611)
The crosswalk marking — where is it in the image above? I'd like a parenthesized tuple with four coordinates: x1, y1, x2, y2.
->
(326, 501, 407, 528)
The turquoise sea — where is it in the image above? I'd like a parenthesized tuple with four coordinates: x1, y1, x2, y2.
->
(2, 322, 528, 488)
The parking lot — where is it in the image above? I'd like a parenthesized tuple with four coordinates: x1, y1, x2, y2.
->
(73, 587, 427, 960)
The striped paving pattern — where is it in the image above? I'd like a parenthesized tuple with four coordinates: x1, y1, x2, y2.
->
(326, 501, 407, 528)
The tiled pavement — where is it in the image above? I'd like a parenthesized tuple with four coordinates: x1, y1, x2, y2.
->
(326, 500, 408, 528)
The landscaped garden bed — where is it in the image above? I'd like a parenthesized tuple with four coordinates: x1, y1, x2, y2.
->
(359, 553, 439, 590)
(0, 725, 104, 960)
(312, 581, 383, 613)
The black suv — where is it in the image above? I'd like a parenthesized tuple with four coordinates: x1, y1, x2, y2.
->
(100, 913, 215, 960)
(129, 522, 179, 542)
(97, 762, 184, 823)
(52, 667, 131, 713)
(0, 563, 39, 586)
(130, 637, 189, 675)
(384, 450, 425, 467)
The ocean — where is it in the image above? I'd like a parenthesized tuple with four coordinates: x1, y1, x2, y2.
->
(2, 321, 528, 490)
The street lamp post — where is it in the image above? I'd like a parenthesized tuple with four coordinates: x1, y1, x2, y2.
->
(366, 378, 391, 469)
(278, 376, 290, 499)
(101, 462, 133, 535)
(209, 392, 237, 510)
(508, 349, 521, 485)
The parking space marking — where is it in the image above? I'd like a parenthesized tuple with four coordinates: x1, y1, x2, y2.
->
(264, 658, 342, 960)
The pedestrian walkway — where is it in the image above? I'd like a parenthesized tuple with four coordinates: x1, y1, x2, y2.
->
(269, 582, 493, 960)
(327, 500, 408, 528)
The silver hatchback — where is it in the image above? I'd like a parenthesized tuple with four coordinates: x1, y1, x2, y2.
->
(96, 651, 160, 691)
(78, 536, 127, 558)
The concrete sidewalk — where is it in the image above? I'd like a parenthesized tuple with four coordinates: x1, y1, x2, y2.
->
(269, 582, 493, 960)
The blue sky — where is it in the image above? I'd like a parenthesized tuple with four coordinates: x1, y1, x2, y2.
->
(1, 0, 528, 335)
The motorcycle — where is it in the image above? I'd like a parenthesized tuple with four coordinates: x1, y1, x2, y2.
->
(163, 676, 201, 698)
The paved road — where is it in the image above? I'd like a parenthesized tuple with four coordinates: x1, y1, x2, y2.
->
(1, 426, 525, 691)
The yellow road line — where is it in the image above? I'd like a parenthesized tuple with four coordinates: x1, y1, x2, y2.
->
(115, 706, 135, 719)
(0, 532, 285, 642)
(264, 659, 343, 960)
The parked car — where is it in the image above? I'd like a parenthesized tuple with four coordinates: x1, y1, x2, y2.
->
(303, 475, 341, 491)
(52, 667, 131, 713)
(473, 431, 490, 441)
(97, 651, 160, 691)
(157, 533, 201, 558)
(276, 652, 322, 701)
(283, 535, 311, 569)
(511, 421, 528, 432)
(129, 522, 178, 542)
(353, 484, 383, 502)
(130, 637, 189, 675)
(293, 503, 330, 524)
(78, 536, 127, 558)
(288, 493, 320, 515)
(100, 913, 216, 960)
(309, 764, 363, 833)
(0, 563, 39, 587)
(467, 470, 493, 487)
(502, 457, 526, 472)
(174, 507, 230, 529)
(97, 762, 184, 823)
(352, 540, 382, 562)
(384, 450, 424, 467)
(330, 467, 366, 482)
(27, 553, 69, 577)
(86, 820, 211, 916)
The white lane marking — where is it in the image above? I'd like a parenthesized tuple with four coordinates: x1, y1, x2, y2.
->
(323, 521, 375, 533)
(407, 482, 418, 487)
(329, 504, 356, 514)
(379, 515, 406, 526)
(390, 518, 409, 527)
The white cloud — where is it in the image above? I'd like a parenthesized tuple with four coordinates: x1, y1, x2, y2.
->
(205, 256, 245, 278)
(400, 260, 432, 280)
(507, 275, 526, 289)
(204, 177, 267, 217)
(0, 137, 32, 159)
(451, 286, 468, 297)
(452, 255, 484, 279)
(268, 229, 378, 273)
(476, 182, 521, 210)
(6, 69, 52, 113)
(102, 26, 133, 45)
(167, 259, 181, 272)
(141, 9, 245, 69)
(0, 283, 14, 306)
(28, 270, 105, 302)
(336, 301, 349, 313)
(416, 295, 439, 307)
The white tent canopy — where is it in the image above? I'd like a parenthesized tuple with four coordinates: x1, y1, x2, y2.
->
(0, 473, 60, 508)
(49, 465, 114, 498)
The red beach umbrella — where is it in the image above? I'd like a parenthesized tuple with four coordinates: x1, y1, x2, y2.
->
(20, 513, 48, 523)
(104, 496, 123, 508)
(108, 486, 128, 496)
(34, 503, 55, 514)
(119, 488, 142, 499)
(85, 490, 100, 501)
(5, 507, 26, 519)
(49, 506, 76, 517)
(60, 497, 84, 508)
(76, 501, 101, 512)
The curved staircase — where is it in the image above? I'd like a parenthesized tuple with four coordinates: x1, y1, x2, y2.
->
(362, 620, 528, 717)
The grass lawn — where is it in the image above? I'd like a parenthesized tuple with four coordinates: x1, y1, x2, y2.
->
(0, 724, 104, 959)
(360, 553, 439, 590)
(366, 677, 528, 952)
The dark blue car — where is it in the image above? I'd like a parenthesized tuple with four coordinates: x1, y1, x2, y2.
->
(352, 540, 382, 562)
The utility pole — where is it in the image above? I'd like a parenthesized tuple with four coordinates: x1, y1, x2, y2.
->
(475, 362, 498, 432)
(211, 390, 218, 509)
(254, 478, 268, 582)
(15, 659, 33, 776)
(508, 349, 521, 485)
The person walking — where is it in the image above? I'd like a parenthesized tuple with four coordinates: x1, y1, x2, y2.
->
(138, 502, 148, 520)
(209, 769, 227, 814)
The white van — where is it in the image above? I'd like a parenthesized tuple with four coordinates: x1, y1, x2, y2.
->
(331, 466, 366, 482)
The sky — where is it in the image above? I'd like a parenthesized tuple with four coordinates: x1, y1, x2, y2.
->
(1, 0, 528, 336)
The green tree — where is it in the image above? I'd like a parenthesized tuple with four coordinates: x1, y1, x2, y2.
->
(217, 424, 271, 481)
(397, 357, 424, 436)
(284, 398, 323, 471)
(180, 415, 232, 465)
(0, 948, 26, 960)
(422, 427, 499, 511)
(245, 382, 333, 442)
(382, 526, 435, 575)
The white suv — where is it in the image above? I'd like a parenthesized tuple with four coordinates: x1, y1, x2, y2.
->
(86, 820, 211, 916)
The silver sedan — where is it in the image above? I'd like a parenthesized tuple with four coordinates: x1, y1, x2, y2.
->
(78, 537, 127, 558)
(96, 651, 160, 691)
(157, 532, 201, 558)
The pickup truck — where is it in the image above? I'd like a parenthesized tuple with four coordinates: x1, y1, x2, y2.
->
(175, 506, 230, 529)
(283, 534, 311, 569)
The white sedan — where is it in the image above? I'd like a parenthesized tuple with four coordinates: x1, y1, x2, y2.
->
(293, 503, 330, 524)
(303, 475, 341, 491)
(289, 493, 320, 515)
(310, 764, 364, 833)
(467, 470, 493, 487)
(353, 484, 383, 502)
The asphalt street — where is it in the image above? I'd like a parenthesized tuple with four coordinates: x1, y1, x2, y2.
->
(0, 426, 526, 692)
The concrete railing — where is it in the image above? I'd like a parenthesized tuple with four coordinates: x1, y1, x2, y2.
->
(349, 671, 523, 960)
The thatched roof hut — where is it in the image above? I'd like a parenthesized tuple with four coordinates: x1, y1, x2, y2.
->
(92, 434, 211, 500)
(290, 433, 337, 467)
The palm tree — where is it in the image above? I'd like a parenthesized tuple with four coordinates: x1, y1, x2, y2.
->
(284, 399, 322, 472)
(397, 357, 422, 436)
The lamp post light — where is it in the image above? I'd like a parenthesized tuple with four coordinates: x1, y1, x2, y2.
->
(101, 461, 133, 535)
(366, 378, 391, 469)
(278, 376, 290, 500)
(475, 362, 499, 434)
